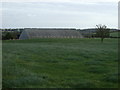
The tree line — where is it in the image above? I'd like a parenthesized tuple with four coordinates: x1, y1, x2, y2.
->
(1, 28, 24, 40)
(1, 25, 118, 43)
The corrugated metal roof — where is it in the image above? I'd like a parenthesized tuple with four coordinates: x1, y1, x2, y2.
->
(19, 28, 83, 39)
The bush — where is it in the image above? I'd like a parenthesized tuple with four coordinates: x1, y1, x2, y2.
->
(2, 32, 20, 40)
(2, 32, 13, 40)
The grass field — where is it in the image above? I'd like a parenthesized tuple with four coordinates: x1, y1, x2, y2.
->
(0, 40, 2, 89)
(110, 31, 120, 37)
(2, 38, 118, 88)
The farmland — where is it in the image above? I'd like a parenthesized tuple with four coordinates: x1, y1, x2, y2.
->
(110, 31, 120, 37)
(2, 38, 118, 88)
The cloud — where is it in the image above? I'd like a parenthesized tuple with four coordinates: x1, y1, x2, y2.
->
(1, 1, 118, 28)
(2, 0, 119, 3)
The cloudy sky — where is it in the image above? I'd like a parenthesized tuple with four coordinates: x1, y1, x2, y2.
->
(1, 0, 119, 29)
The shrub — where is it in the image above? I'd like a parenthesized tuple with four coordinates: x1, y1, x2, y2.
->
(2, 31, 21, 40)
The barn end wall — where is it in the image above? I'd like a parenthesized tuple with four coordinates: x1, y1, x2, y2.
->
(19, 30, 29, 39)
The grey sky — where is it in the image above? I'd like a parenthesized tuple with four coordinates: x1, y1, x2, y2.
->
(1, 0, 118, 29)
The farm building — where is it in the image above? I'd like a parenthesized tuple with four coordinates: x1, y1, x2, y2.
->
(19, 28, 83, 39)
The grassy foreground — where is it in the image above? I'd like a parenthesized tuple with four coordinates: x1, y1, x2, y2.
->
(2, 38, 118, 88)
(0, 40, 2, 89)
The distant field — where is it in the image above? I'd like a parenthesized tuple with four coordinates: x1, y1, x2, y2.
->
(2, 38, 118, 88)
(110, 31, 120, 37)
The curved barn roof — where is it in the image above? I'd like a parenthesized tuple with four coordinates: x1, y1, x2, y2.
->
(19, 28, 83, 39)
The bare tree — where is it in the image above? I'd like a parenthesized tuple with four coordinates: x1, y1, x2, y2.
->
(96, 24, 110, 43)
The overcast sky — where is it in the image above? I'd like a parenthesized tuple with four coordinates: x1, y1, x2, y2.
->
(1, 0, 119, 29)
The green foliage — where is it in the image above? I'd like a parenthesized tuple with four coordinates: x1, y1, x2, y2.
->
(2, 32, 13, 40)
(2, 31, 20, 40)
(2, 38, 118, 88)
(95, 24, 110, 42)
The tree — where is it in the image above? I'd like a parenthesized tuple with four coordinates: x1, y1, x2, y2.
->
(96, 24, 110, 43)
(3, 32, 13, 40)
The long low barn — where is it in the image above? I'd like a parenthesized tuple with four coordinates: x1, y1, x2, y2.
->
(19, 28, 83, 39)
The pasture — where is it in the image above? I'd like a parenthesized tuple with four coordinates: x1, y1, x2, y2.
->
(110, 31, 120, 37)
(2, 38, 118, 88)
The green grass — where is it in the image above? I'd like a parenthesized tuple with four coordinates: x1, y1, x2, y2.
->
(110, 31, 120, 37)
(0, 40, 2, 89)
(2, 38, 118, 88)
